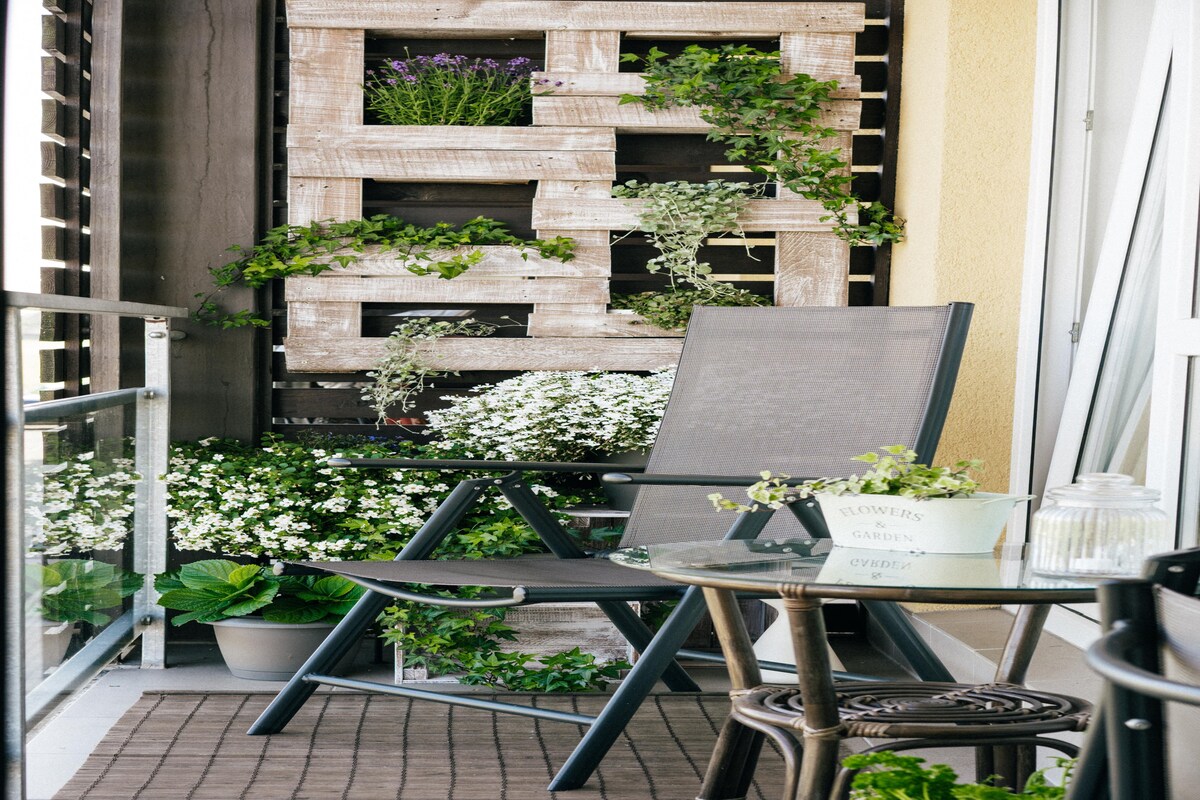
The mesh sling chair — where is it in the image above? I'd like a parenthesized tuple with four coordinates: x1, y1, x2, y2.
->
(249, 303, 973, 791)
(1066, 548, 1200, 800)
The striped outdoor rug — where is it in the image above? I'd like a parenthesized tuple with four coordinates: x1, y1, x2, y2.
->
(54, 692, 787, 800)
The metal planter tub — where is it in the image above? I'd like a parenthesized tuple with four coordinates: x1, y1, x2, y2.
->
(814, 492, 1034, 554)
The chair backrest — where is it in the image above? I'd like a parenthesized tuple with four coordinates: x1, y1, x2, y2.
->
(620, 303, 973, 547)
(1080, 548, 1200, 800)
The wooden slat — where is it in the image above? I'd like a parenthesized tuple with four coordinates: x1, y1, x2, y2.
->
(534, 181, 614, 201)
(544, 30, 621, 71)
(285, 2, 867, 34)
(532, 197, 849, 232)
(532, 71, 860, 98)
(779, 32, 857, 77)
(289, 146, 615, 182)
(41, 55, 66, 101)
(774, 232, 849, 306)
(285, 276, 609, 304)
(532, 96, 860, 132)
(528, 310, 685, 338)
(287, 124, 615, 152)
(290, 28, 364, 126)
(532, 303, 608, 314)
(288, 177, 362, 223)
(40, 184, 65, 222)
(284, 335, 685, 372)
(338, 245, 611, 278)
(287, 301, 363, 337)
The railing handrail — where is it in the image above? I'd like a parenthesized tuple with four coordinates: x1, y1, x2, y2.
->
(4, 291, 187, 318)
(23, 388, 143, 422)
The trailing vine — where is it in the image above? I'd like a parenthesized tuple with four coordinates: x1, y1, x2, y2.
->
(196, 215, 575, 328)
(612, 179, 758, 295)
(612, 288, 768, 332)
(362, 317, 497, 427)
(620, 44, 904, 246)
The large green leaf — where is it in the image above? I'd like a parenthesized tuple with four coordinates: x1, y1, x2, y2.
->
(177, 560, 246, 591)
(262, 596, 328, 624)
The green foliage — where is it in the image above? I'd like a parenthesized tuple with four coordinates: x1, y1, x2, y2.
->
(611, 179, 758, 296)
(620, 45, 904, 246)
(364, 53, 534, 126)
(712, 446, 983, 512)
(196, 215, 574, 328)
(362, 317, 497, 425)
(612, 287, 769, 331)
(154, 559, 365, 626)
(30, 560, 143, 626)
(844, 752, 1072, 799)
(459, 647, 629, 692)
(378, 587, 518, 676)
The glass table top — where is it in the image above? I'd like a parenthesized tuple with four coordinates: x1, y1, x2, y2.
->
(609, 539, 1100, 600)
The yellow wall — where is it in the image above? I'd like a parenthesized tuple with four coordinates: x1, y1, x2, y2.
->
(891, 0, 1039, 491)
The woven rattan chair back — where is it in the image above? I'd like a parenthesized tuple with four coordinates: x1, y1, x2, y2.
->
(622, 305, 964, 548)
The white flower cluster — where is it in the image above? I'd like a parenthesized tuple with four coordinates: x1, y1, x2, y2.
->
(28, 456, 140, 555)
(164, 442, 450, 561)
(425, 370, 674, 462)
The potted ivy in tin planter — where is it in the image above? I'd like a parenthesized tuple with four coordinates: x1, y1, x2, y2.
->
(155, 560, 365, 680)
(714, 446, 1033, 554)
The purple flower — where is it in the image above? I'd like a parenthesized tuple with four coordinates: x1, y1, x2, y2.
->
(432, 53, 452, 65)
(386, 78, 398, 85)
(555, 80, 564, 86)
(391, 60, 403, 70)
(482, 58, 499, 69)
(404, 75, 418, 83)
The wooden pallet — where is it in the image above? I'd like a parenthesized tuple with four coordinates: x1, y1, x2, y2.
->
(283, 1, 864, 372)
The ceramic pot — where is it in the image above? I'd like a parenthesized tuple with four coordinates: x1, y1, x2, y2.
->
(208, 617, 356, 681)
(41, 621, 75, 668)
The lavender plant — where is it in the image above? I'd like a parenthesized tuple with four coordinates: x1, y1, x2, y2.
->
(364, 53, 536, 126)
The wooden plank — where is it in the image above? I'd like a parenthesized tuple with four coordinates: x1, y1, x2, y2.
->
(774, 231, 849, 307)
(780, 32, 857, 77)
(284, 335, 685, 372)
(533, 303, 608, 314)
(288, 177, 362, 223)
(534, 180, 614, 200)
(286, 2, 867, 34)
(289, 146, 615, 182)
(337, 245, 611, 278)
(544, 30, 621, 72)
(532, 71, 860, 98)
(287, 124, 616, 152)
(532, 197, 849, 232)
(289, 28, 364, 126)
(285, 276, 609, 304)
(528, 310, 685, 338)
(288, 301, 363, 337)
(532, 96, 860, 132)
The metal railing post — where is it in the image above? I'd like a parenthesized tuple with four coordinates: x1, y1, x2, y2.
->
(4, 307, 28, 800)
(133, 317, 172, 668)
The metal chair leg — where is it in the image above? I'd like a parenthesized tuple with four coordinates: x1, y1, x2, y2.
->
(548, 586, 710, 790)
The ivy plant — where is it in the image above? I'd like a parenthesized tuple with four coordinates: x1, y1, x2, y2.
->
(196, 215, 575, 328)
(620, 44, 904, 246)
(711, 445, 983, 512)
(459, 647, 630, 692)
(361, 317, 497, 426)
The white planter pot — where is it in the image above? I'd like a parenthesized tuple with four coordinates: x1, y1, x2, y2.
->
(41, 622, 75, 668)
(814, 492, 1033, 553)
(208, 618, 356, 681)
(815, 546, 1003, 586)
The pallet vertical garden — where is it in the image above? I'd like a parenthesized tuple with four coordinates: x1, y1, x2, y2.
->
(281, 1, 865, 374)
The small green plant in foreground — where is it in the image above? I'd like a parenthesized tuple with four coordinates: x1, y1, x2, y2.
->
(845, 751, 1071, 799)
(711, 445, 983, 512)
(459, 648, 630, 692)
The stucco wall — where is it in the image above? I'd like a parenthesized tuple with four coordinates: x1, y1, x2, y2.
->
(891, 0, 1039, 490)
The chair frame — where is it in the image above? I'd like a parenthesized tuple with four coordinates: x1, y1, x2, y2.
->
(1067, 548, 1200, 800)
(249, 303, 973, 791)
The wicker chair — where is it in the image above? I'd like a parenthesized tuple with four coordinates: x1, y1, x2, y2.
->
(1066, 548, 1200, 800)
(249, 303, 974, 792)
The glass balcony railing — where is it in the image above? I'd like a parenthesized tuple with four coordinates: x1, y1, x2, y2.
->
(4, 293, 186, 742)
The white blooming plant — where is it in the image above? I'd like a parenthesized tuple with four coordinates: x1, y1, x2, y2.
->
(426, 370, 674, 462)
(30, 455, 141, 555)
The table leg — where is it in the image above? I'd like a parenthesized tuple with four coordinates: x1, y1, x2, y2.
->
(783, 596, 844, 800)
(700, 587, 766, 800)
(994, 605, 1051, 685)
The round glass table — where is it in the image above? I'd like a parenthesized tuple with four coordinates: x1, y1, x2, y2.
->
(611, 539, 1098, 800)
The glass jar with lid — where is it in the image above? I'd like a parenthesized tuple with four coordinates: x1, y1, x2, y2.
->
(1029, 473, 1171, 577)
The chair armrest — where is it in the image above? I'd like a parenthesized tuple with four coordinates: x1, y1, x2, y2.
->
(328, 457, 647, 474)
(602, 472, 813, 487)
